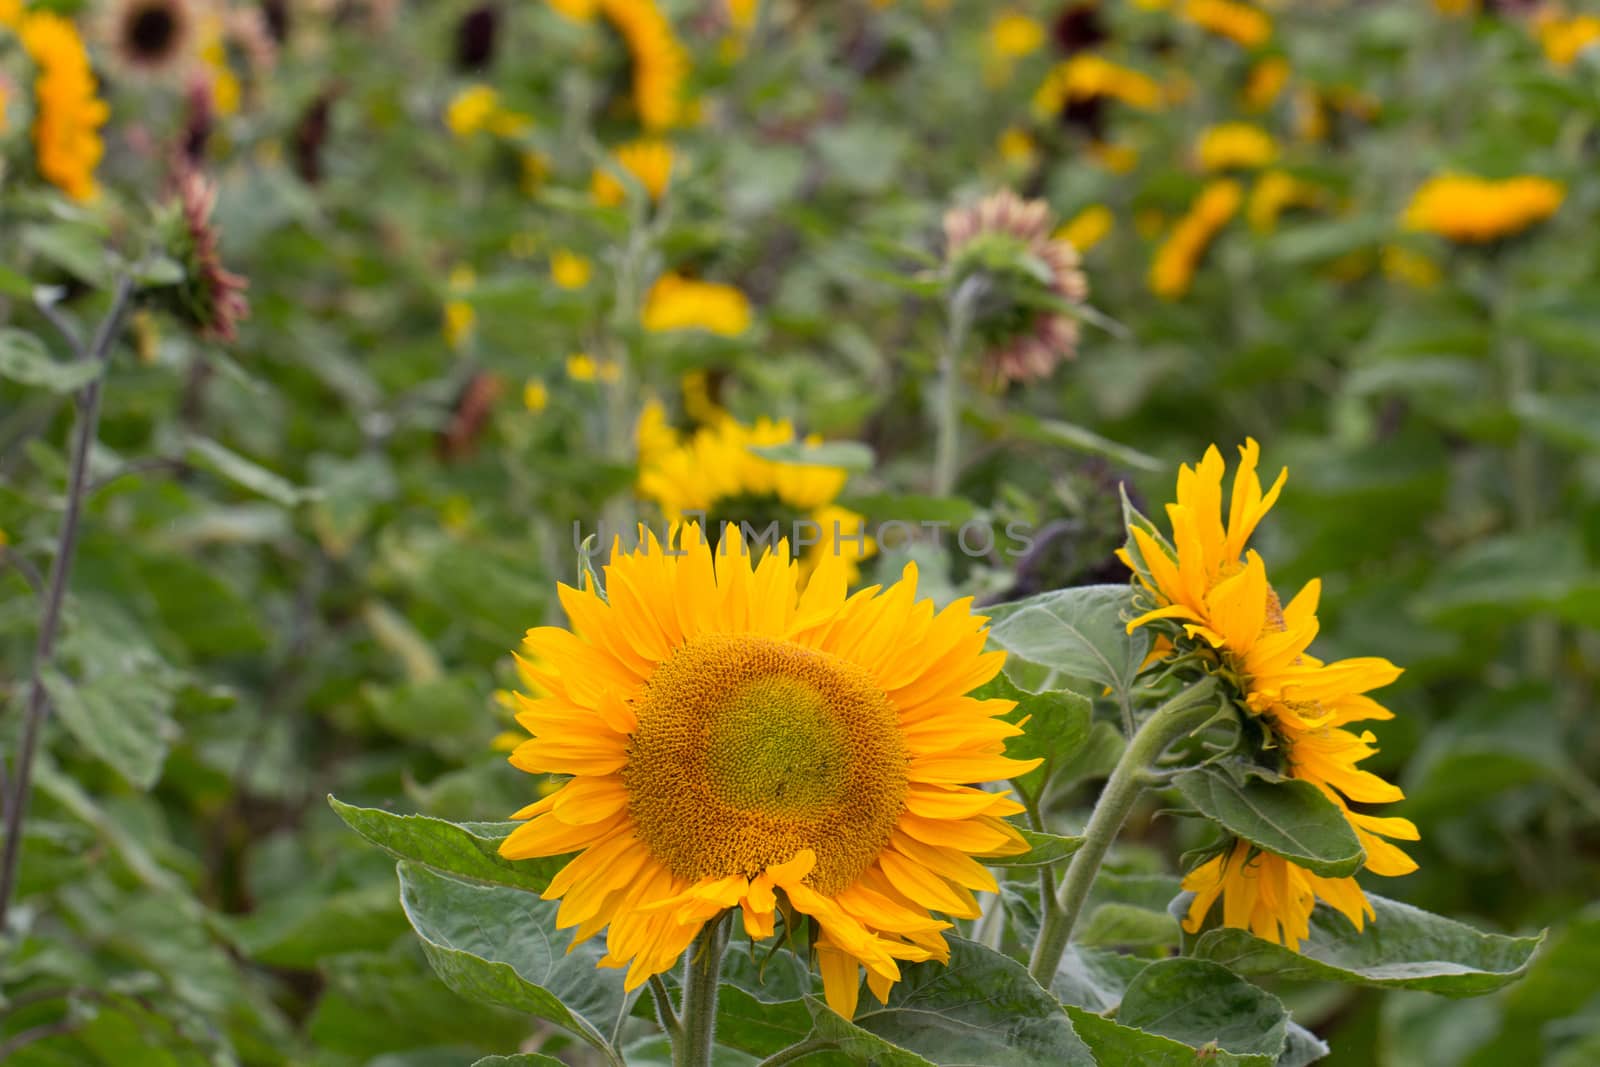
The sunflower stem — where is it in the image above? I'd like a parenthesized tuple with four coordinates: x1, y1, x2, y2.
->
(1026, 679, 1218, 987)
(932, 276, 982, 497)
(674, 914, 730, 1067)
(0, 276, 134, 931)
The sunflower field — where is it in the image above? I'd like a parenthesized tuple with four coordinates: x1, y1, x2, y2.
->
(1, 0, 1598, 1064)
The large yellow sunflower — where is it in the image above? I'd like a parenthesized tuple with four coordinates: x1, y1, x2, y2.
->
(13, 10, 108, 202)
(599, 0, 686, 131)
(638, 416, 876, 583)
(498, 525, 1036, 1017)
(1119, 441, 1418, 948)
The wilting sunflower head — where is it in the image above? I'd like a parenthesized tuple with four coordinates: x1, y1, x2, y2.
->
(99, 0, 197, 79)
(155, 169, 251, 341)
(942, 189, 1089, 387)
(498, 525, 1037, 1016)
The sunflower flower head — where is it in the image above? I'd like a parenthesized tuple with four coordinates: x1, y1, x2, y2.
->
(499, 525, 1035, 1016)
(642, 273, 751, 337)
(942, 189, 1089, 386)
(16, 11, 108, 201)
(591, 138, 674, 206)
(638, 419, 875, 582)
(1033, 54, 1164, 118)
(1403, 173, 1565, 243)
(599, 0, 687, 130)
(1182, 0, 1272, 48)
(1195, 122, 1278, 173)
(155, 169, 251, 342)
(1119, 441, 1418, 949)
(1535, 10, 1600, 68)
(98, 0, 197, 80)
(1149, 179, 1240, 299)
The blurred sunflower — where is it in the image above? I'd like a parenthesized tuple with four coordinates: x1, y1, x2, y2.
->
(1119, 441, 1418, 948)
(1536, 12, 1600, 68)
(1194, 122, 1277, 172)
(1033, 54, 1163, 118)
(1403, 173, 1564, 242)
(1247, 169, 1321, 232)
(98, 0, 197, 80)
(1056, 204, 1113, 253)
(638, 418, 875, 582)
(13, 10, 107, 201)
(154, 170, 251, 341)
(591, 138, 674, 205)
(642, 273, 751, 336)
(599, 0, 686, 130)
(499, 524, 1034, 1015)
(1182, 0, 1272, 48)
(1149, 179, 1240, 298)
(942, 189, 1089, 386)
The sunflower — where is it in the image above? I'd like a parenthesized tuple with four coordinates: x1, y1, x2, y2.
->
(15, 11, 107, 202)
(98, 0, 197, 80)
(1182, 0, 1272, 48)
(638, 417, 875, 583)
(598, 0, 686, 131)
(1194, 122, 1278, 172)
(641, 273, 751, 337)
(590, 138, 674, 206)
(498, 525, 1035, 1016)
(1119, 441, 1418, 948)
(1148, 179, 1240, 299)
(1403, 174, 1564, 243)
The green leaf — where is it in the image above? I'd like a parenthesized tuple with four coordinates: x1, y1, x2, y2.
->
(1193, 893, 1544, 995)
(987, 828, 1084, 869)
(973, 669, 1091, 793)
(397, 863, 630, 1062)
(1117, 958, 1288, 1058)
(23, 220, 114, 285)
(42, 632, 181, 790)
(1173, 767, 1365, 878)
(844, 936, 1095, 1065)
(984, 584, 1150, 704)
(806, 1001, 936, 1066)
(229, 882, 407, 968)
(1065, 1007, 1274, 1067)
(1078, 902, 1180, 950)
(185, 437, 312, 507)
(0, 328, 101, 392)
(749, 440, 875, 472)
(470, 1057, 567, 1066)
(1511, 393, 1600, 453)
(840, 492, 975, 525)
(330, 797, 559, 892)
(1279, 1022, 1330, 1067)
(1414, 527, 1591, 625)
(1005, 414, 1165, 472)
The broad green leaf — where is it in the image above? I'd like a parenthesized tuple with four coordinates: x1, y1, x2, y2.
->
(1051, 943, 1151, 1011)
(987, 828, 1084, 869)
(975, 669, 1092, 793)
(1509, 299, 1600, 366)
(1173, 767, 1365, 878)
(806, 1001, 937, 1066)
(331, 798, 559, 892)
(1079, 902, 1180, 950)
(716, 983, 813, 1058)
(1414, 527, 1590, 625)
(0, 328, 101, 392)
(41, 626, 182, 790)
(23, 220, 114, 285)
(1117, 958, 1288, 1058)
(1279, 1022, 1330, 1067)
(749, 440, 875, 472)
(397, 863, 630, 1062)
(1065, 1007, 1274, 1067)
(845, 937, 1095, 1065)
(1512, 393, 1600, 453)
(308, 951, 529, 1056)
(471, 1057, 567, 1066)
(1004, 414, 1165, 471)
(229, 882, 406, 968)
(984, 584, 1150, 704)
(840, 492, 975, 525)
(1194, 894, 1543, 995)
(186, 437, 312, 507)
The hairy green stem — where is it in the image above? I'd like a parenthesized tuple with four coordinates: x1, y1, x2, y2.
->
(1027, 680, 1218, 986)
(674, 915, 729, 1067)
(0, 278, 134, 929)
(932, 276, 981, 497)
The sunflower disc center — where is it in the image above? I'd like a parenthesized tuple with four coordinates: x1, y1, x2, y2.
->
(129, 6, 178, 58)
(623, 634, 907, 894)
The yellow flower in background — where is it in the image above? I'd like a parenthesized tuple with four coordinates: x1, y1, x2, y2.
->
(446, 84, 500, 137)
(1433, 0, 1476, 14)
(1403, 174, 1564, 242)
(1536, 12, 1600, 68)
(681, 369, 725, 425)
(1196, 123, 1278, 172)
(600, 0, 687, 130)
(642, 273, 752, 336)
(500, 524, 1034, 1016)
(1090, 140, 1139, 174)
(1381, 244, 1441, 289)
(996, 126, 1038, 168)
(1247, 169, 1320, 232)
(1244, 56, 1290, 111)
(988, 10, 1046, 65)
(1121, 441, 1418, 948)
(551, 249, 592, 290)
(444, 264, 476, 350)
(1057, 204, 1114, 253)
(16, 12, 107, 201)
(567, 353, 620, 383)
(1183, 0, 1272, 48)
(635, 396, 680, 468)
(547, 0, 599, 19)
(1149, 179, 1241, 299)
(591, 139, 675, 206)
(638, 417, 875, 580)
(523, 379, 549, 413)
(1033, 55, 1164, 117)
(521, 151, 550, 195)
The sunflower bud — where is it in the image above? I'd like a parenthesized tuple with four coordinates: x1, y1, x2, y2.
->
(155, 170, 250, 342)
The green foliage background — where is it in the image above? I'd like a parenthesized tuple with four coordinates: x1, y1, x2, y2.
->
(1, 1, 1597, 1064)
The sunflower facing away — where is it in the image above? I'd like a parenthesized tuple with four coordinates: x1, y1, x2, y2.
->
(98, 0, 197, 80)
(637, 416, 876, 582)
(1119, 440, 1418, 948)
(498, 525, 1036, 1017)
